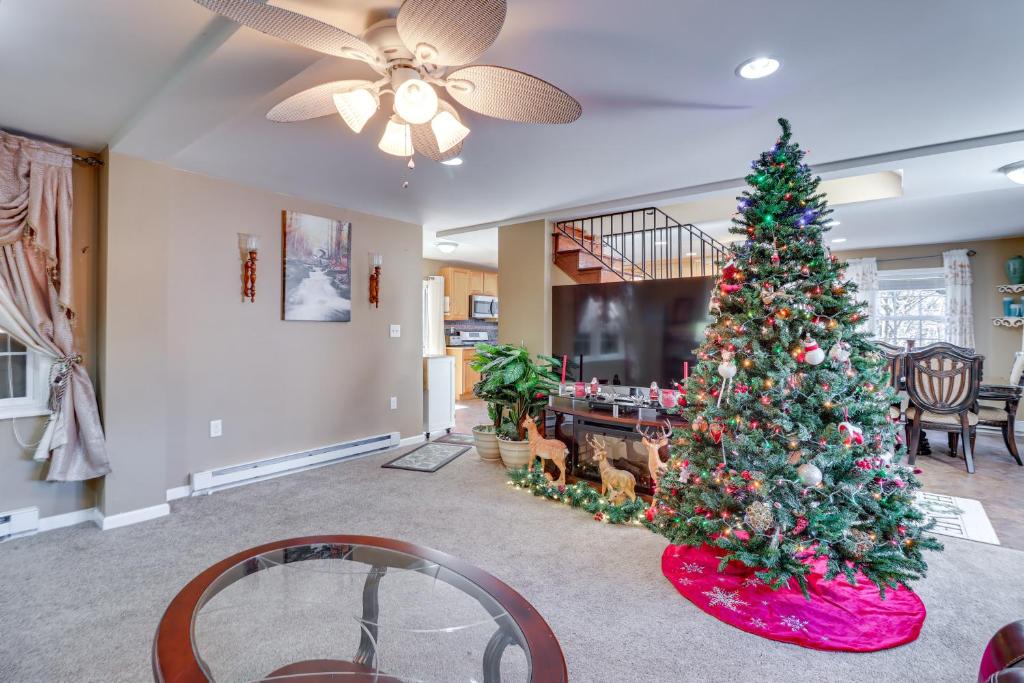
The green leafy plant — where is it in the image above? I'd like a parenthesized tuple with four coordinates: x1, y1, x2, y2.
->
(470, 343, 562, 440)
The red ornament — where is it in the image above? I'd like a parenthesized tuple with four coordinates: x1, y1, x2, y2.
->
(593, 512, 604, 521)
(645, 507, 656, 522)
(792, 517, 809, 535)
(709, 422, 725, 444)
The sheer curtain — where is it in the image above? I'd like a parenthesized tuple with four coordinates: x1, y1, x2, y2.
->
(943, 249, 974, 348)
(0, 130, 109, 481)
(845, 257, 879, 337)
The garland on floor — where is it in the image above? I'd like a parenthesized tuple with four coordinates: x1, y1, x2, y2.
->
(507, 463, 649, 524)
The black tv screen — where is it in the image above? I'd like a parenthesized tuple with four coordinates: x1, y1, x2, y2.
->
(551, 277, 715, 388)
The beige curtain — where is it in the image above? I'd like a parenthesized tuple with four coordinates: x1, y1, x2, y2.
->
(0, 130, 109, 481)
(943, 249, 974, 349)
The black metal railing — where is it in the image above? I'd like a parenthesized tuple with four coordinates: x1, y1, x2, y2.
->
(554, 207, 729, 281)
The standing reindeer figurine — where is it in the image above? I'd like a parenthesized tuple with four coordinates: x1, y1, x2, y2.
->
(587, 434, 636, 504)
(637, 421, 672, 486)
(523, 414, 568, 485)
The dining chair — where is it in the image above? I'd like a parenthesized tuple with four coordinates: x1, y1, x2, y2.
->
(874, 340, 906, 390)
(904, 342, 984, 473)
(974, 351, 1024, 466)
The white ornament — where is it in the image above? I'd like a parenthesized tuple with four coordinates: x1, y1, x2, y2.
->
(802, 337, 825, 365)
(828, 341, 851, 365)
(838, 421, 865, 445)
(797, 463, 823, 486)
(717, 351, 737, 407)
(880, 451, 894, 464)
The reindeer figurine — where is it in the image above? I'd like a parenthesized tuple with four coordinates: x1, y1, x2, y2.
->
(522, 414, 568, 485)
(636, 421, 672, 486)
(587, 434, 636, 504)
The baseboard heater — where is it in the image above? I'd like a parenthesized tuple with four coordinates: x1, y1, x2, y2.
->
(190, 432, 400, 494)
(0, 506, 40, 540)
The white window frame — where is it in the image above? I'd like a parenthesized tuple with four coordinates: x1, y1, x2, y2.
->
(0, 333, 52, 420)
(874, 267, 947, 348)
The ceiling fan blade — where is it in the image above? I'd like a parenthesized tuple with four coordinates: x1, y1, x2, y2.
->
(396, 0, 506, 66)
(192, 0, 380, 65)
(411, 101, 464, 161)
(445, 65, 581, 124)
(267, 80, 373, 122)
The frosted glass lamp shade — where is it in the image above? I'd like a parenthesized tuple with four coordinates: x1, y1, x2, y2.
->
(238, 233, 259, 252)
(370, 252, 383, 267)
(378, 117, 413, 157)
(430, 111, 470, 153)
(393, 78, 438, 125)
(333, 88, 379, 133)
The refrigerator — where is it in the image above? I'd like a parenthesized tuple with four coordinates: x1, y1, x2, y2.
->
(423, 355, 455, 436)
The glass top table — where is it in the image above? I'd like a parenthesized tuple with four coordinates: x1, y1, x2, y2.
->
(153, 536, 566, 683)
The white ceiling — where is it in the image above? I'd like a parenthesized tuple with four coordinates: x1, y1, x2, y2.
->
(2, 0, 1023, 266)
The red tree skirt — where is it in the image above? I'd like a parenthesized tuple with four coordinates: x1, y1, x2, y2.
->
(662, 544, 926, 652)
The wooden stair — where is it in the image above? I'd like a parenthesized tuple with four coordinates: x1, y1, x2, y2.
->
(552, 227, 643, 284)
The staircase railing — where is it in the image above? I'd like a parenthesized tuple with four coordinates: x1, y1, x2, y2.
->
(554, 207, 730, 281)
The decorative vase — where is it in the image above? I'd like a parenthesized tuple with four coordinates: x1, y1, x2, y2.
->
(497, 438, 533, 470)
(1006, 255, 1024, 285)
(471, 425, 501, 461)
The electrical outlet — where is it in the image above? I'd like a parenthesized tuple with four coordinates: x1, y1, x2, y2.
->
(390, 396, 398, 410)
(390, 324, 401, 338)
(209, 419, 223, 438)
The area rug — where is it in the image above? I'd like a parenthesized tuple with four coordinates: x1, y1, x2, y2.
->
(433, 432, 476, 445)
(915, 491, 1000, 545)
(662, 544, 926, 652)
(381, 442, 469, 472)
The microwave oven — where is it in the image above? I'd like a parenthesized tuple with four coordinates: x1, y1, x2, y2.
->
(470, 295, 498, 319)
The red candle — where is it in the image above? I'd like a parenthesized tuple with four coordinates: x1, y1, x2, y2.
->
(561, 354, 567, 383)
(684, 362, 689, 381)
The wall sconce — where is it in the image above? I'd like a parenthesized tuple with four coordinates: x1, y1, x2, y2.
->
(369, 252, 383, 308)
(238, 233, 259, 302)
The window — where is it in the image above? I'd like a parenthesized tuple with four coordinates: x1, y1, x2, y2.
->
(875, 268, 946, 347)
(0, 329, 50, 419)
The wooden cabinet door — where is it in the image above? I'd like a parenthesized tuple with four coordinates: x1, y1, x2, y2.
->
(483, 272, 498, 297)
(448, 269, 470, 320)
(468, 270, 485, 295)
(462, 355, 480, 399)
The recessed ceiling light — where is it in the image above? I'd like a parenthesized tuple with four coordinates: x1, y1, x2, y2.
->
(435, 240, 458, 254)
(441, 157, 464, 166)
(831, 238, 847, 244)
(736, 56, 780, 79)
(1000, 161, 1024, 184)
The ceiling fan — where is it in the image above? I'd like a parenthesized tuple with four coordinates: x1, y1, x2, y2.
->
(192, 0, 583, 166)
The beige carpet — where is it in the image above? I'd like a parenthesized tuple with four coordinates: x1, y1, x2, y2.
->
(1, 443, 1023, 682)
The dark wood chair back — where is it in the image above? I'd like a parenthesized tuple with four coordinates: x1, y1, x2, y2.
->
(874, 341, 905, 390)
(905, 342, 983, 415)
(979, 620, 1024, 682)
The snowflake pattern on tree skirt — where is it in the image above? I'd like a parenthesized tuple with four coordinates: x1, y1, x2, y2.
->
(750, 617, 768, 629)
(680, 562, 705, 574)
(741, 576, 763, 588)
(780, 615, 809, 632)
(675, 577, 694, 586)
(702, 587, 749, 612)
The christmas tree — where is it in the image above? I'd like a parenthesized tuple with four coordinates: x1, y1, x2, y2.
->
(649, 119, 941, 596)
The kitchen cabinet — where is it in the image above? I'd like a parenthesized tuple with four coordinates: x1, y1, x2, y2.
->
(483, 272, 498, 297)
(446, 347, 479, 399)
(440, 266, 497, 321)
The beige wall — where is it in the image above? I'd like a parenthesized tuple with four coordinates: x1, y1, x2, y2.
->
(0, 153, 102, 518)
(498, 220, 552, 355)
(836, 235, 1024, 383)
(97, 154, 424, 515)
(422, 259, 497, 278)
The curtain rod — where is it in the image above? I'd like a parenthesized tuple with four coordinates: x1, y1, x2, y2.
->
(71, 154, 104, 167)
(876, 249, 976, 264)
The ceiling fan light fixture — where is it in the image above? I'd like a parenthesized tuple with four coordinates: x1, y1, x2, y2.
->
(378, 117, 414, 157)
(431, 110, 470, 153)
(441, 157, 463, 166)
(333, 88, 379, 133)
(393, 75, 439, 125)
(1000, 161, 1024, 185)
(736, 56, 780, 79)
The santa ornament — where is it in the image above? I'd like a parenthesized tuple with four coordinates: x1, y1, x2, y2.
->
(839, 421, 865, 446)
(802, 336, 825, 365)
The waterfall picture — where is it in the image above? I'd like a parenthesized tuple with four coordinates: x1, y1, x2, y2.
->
(282, 211, 352, 322)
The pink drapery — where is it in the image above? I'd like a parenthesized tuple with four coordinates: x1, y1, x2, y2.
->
(0, 130, 109, 481)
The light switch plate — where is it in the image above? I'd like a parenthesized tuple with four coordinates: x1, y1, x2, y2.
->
(390, 396, 398, 410)
(209, 419, 223, 438)
(390, 324, 401, 338)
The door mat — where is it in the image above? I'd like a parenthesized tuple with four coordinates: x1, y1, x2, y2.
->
(434, 432, 476, 445)
(382, 442, 470, 473)
(915, 492, 1000, 545)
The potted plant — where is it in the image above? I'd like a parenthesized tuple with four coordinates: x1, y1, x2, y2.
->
(470, 343, 562, 469)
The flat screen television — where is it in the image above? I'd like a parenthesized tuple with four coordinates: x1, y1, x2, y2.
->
(551, 277, 715, 388)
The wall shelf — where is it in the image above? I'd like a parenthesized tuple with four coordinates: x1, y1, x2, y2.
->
(997, 284, 1024, 294)
(993, 317, 1024, 328)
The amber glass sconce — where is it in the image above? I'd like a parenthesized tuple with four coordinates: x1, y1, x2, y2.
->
(369, 252, 383, 308)
(238, 233, 260, 302)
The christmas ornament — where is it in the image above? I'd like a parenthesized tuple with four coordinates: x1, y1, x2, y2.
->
(709, 421, 724, 445)
(744, 501, 774, 532)
(717, 350, 737, 407)
(828, 340, 852, 366)
(880, 451, 894, 464)
(838, 421, 865, 445)
(802, 337, 825, 365)
(850, 529, 874, 558)
(791, 516, 809, 535)
(797, 463, 823, 486)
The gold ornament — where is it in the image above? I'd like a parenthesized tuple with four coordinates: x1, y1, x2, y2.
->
(744, 501, 774, 533)
(850, 529, 874, 558)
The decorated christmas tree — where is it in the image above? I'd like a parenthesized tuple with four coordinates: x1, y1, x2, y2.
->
(649, 119, 941, 596)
